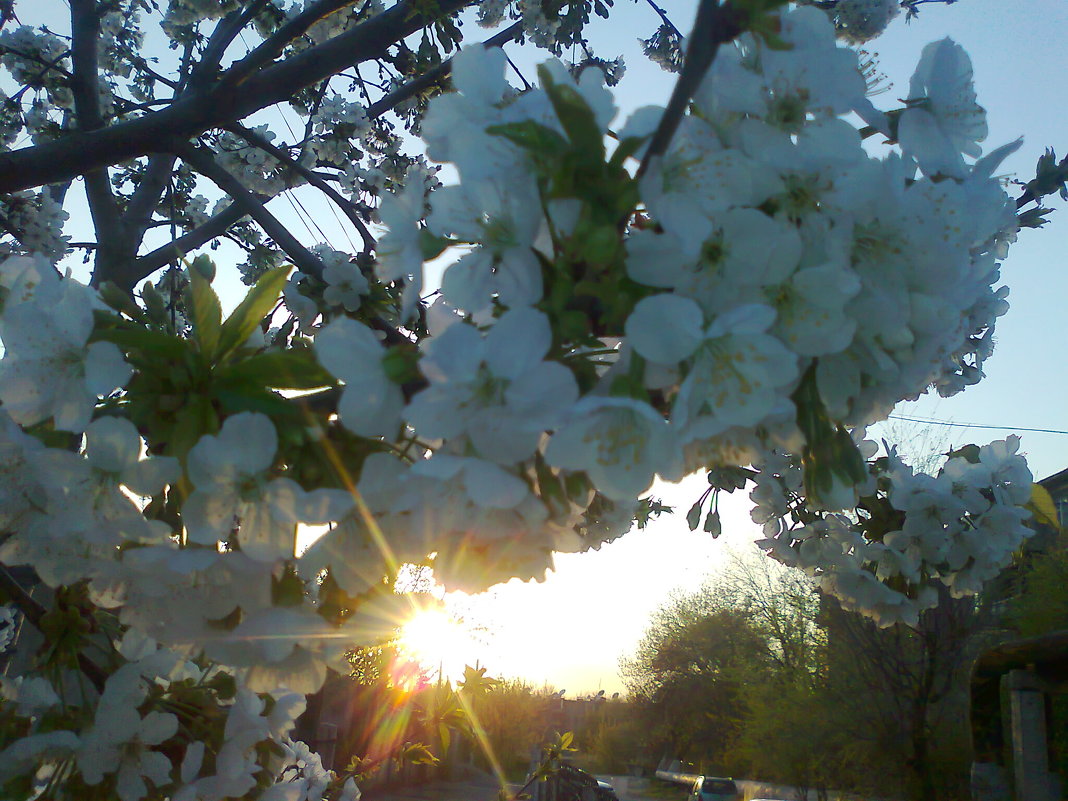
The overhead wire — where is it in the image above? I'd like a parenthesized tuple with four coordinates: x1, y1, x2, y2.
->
(887, 414, 1068, 436)
(236, 29, 356, 252)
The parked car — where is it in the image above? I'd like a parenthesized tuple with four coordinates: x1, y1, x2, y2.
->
(688, 776, 740, 801)
(554, 764, 620, 801)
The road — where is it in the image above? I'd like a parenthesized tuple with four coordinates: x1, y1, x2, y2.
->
(365, 772, 802, 801)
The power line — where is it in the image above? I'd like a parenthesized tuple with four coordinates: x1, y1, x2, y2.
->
(887, 414, 1068, 436)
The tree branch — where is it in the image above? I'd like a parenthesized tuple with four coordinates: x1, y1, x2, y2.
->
(220, 0, 358, 91)
(71, 0, 125, 285)
(122, 154, 178, 236)
(229, 123, 375, 252)
(643, 0, 684, 38)
(174, 141, 327, 278)
(69, 0, 106, 132)
(189, 0, 272, 91)
(637, 0, 744, 178)
(89, 153, 181, 288)
(365, 20, 523, 120)
(0, 0, 472, 195)
(126, 202, 248, 289)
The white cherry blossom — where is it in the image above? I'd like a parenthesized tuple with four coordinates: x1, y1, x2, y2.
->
(898, 38, 987, 179)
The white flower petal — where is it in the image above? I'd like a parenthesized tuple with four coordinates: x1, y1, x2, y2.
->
(625, 294, 704, 364)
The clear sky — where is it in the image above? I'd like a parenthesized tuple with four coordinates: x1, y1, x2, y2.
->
(20, 0, 1068, 696)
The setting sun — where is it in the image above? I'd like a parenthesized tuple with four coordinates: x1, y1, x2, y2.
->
(397, 606, 485, 684)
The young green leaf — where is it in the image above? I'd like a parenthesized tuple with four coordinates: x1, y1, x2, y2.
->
(217, 265, 291, 359)
(187, 266, 222, 360)
(215, 350, 336, 391)
(538, 64, 604, 161)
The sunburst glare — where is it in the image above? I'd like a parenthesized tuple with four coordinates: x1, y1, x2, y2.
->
(397, 605, 486, 684)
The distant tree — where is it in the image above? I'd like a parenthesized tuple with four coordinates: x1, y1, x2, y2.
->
(819, 587, 987, 801)
(1007, 543, 1068, 638)
(465, 679, 558, 779)
(626, 544, 994, 801)
(621, 583, 772, 771)
(719, 553, 839, 799)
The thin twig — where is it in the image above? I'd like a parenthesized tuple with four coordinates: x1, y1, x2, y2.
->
(174, 140, 328, 279)
(643, 0, 684, 38)
(366, 21, 523, 119)
(228, 122, 376, 252)
(637, 0, 744, 178)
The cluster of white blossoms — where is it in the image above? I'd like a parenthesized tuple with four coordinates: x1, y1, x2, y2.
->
(826, 0, 900, 43)
(750, 435, 1034, 626)
(0, 26, 74, 111)
(0, 4, 1041, 798)
(0, 190, 70, 260)
(216, 127, 288, 196)
(308, 96, 372, 167)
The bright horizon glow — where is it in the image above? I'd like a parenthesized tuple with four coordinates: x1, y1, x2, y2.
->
(396, 604, 489, 685)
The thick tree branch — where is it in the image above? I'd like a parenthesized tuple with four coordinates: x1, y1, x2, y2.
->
(0, 0, 472, 194)
(221, 0, 358, 90)
(69, 0, 106, 132)
(71, 0, 124, 283)
(122, 154, 178, 236)
(174, 141, 328, 278)
(89, 153, 181, 288)
(190, 0, 272, 91)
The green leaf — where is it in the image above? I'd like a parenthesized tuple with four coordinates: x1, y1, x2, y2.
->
(141, 281, 168, 323)
(92, 323, 191, 361)
(420, 228, 451, 261)
(438, 724, 451, 755)
(215, 350, 336, 390)
(398, 742, 439, 766)
(535, 454, 566, 513)
(214, 388, 299, 420)
(538, 64, 604, 161)
(98, 281, 147, 321)
(167, 394, 218, 458)
(608, 135, 648, 172)
(486, 120, 570, 157)
(190, 254, 216, 282)
(271, 566, 306, 607)
(946, 443, 981, 464)
(381, 347, 421, 385)
(217, 265, 291, 359)
(187, 266, 222, 360)
(578, 225, 620, 265)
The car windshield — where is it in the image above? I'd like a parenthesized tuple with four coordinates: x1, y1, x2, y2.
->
(702, 779, 737, 793)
